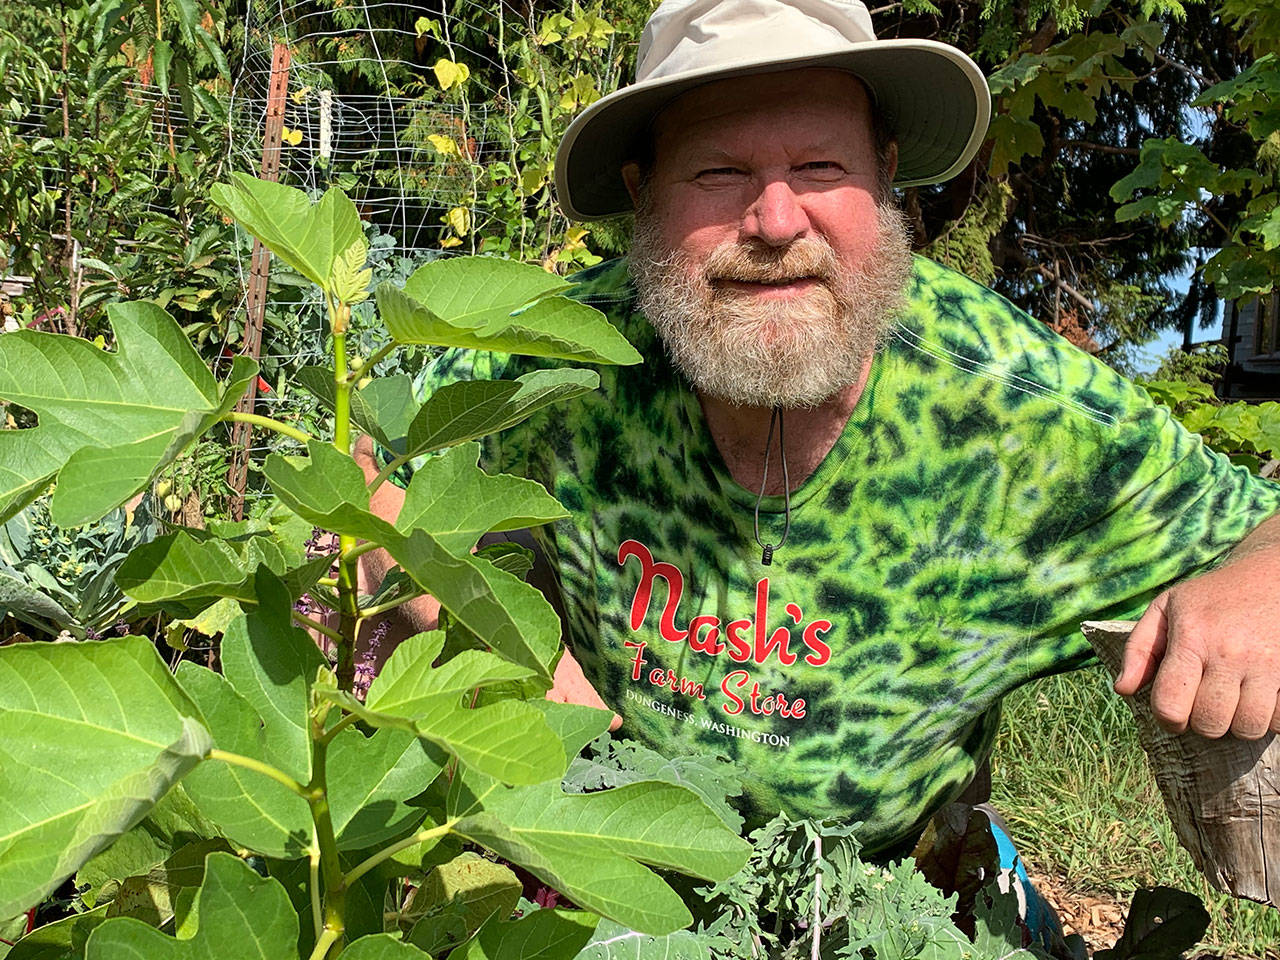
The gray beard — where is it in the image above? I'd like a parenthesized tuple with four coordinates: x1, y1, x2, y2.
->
(628, 201, 914, 408)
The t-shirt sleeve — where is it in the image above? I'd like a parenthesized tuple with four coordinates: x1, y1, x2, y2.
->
(980, 326, 1280, 681)
(902, 261, 1280, 683)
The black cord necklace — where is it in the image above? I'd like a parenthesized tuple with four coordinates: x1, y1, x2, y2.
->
(753, 406, 791, 566)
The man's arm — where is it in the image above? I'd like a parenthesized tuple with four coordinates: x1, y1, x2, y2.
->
(352, 436, 620, 727)
(1115, 511, 1280, 740)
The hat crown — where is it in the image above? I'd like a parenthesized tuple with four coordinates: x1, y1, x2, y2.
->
(637, 0, 878, 83)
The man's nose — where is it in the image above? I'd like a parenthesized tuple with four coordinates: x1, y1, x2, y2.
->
(741, 179, 810, 247)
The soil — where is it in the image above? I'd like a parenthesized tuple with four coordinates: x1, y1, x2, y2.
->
(1027, 870, 1274, 960)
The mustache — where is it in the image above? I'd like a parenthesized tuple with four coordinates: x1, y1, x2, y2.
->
(703, 237, 841, 285)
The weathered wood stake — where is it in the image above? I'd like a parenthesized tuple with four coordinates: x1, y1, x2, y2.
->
(227, 41, 291, 520)
(1083, 620, 1279, 907)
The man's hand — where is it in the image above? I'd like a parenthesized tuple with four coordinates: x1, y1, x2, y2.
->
(1115, 515, 1280, 740)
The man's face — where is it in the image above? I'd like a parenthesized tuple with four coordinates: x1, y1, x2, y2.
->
(625, 69, 914, 409)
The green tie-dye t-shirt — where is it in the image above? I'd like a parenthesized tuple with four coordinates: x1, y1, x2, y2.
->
(407, 255, 1280, 855)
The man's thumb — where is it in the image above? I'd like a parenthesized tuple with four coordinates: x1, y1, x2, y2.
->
(1114, 594, 1168, 696)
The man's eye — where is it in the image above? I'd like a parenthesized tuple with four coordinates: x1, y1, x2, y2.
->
(797, 161, 844, 177)
(695, 167, 747, 180)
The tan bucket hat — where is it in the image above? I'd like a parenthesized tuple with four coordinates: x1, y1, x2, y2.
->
(554, 0, 991, 221)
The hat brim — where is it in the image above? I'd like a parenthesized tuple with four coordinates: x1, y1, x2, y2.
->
(554, 39, 991, 221)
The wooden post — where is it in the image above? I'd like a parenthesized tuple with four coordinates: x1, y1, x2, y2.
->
(227, 41, 291, 520)
(1083, 621, 1279, 907)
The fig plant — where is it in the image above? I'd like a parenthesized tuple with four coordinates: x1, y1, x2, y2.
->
(0, 172, 750, 959)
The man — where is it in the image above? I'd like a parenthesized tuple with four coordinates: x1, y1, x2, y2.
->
(360, 0, 1280, 877)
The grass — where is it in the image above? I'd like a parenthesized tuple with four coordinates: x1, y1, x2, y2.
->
(990, 664, 1280, 958)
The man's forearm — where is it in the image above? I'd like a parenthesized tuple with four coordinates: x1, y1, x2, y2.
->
(1222, 511, 1280, 564)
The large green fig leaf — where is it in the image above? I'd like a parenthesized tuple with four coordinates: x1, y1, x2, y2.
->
(115, 529, 331, 618)
(451, 777, 751, 935)
(0, 637, 212, 919)
(84, 852, 297, 959)
(210, 172, 365, 291)
(300, 366, 598, 461)
(213, 572, 328, 783)
(343, 936, 434, 959)
(526, 701, 614, 762)
(406, 852, 521, 955)
(264, 442, 560, 679)
(378, 261, 641, 364)
(76, 785, 219, 910)
(458, 906, 599, 960)
(406, 368, 598, 455)
(6, 904, 109, 960)
(174, 664, 311, 858)
(327, 726, 441, 851)
(395, 443, 566, 552)
(294, 367, 419, 453)
(405, 255, 573, 323)
(0, 302, 257, 526)
(102, 838, 230, 928)
(318, 632, 564, 785)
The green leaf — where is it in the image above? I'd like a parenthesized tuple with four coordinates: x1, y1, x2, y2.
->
(210, 173, 365, 292)
(0, 303, 256, 526)
(174, 664, 312, 858)
(297, 367, 419, 453)
(151, 40, 173, 94)
(378, 282, 641, 365)
(219, 572, 329, 782)
(103, 838, 231, 928)
(406, 853, 521, 955)
(0, 638, 212, 919)
(0, 567, 74, 626)
(7, 904, 109, 960)
(331, 238, 373, 305)
(562, 739, 743, 832)
(319, 633, 565, 785)
(76, 786, 219, 910)
(459, 908, 598, 960)
(406, 368, 598, 455)
(573, 918, 712, 960)
(528, 701, 613, 762)
(405, 256, 572, 323)
(396, 443, 566, 551)
(265, 442, 561, 679)
(115, 529, 330, 619)
(84, 853, 297, 959)
(367, 632, 533, 712)
(343, 935, 434, 959)
(985, 115, 1044, 176)
(328, 727, 442, 851)
(452, 778, 751, 934)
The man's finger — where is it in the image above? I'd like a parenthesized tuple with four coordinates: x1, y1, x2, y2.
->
(1148, 644, 1203, 734)
(1114, 593, 1169, 696)
(1230, 680, 1278, 741)
(1187, 668, 1240, 739)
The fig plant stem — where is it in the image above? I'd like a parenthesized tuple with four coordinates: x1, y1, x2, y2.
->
(309, 732, 347, 957)
(330, 298, 360, 692)
(208, 749, 311, 798)
(222, 410, 314, 445)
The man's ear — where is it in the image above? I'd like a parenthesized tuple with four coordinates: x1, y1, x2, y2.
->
(883, 140, 899, 184)
(621, 162, 643, 208)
